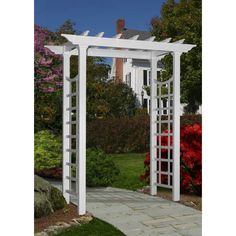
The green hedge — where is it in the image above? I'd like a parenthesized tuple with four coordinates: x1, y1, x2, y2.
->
(87, 115, 201, 153)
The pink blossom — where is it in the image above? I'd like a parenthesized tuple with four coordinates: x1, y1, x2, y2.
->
(42, 87, 55, 92)
(43, 75, 56, 81)
(39, 58, 53, 66)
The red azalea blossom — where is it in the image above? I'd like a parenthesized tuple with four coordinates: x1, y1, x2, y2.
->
(140, 123, 202, 195)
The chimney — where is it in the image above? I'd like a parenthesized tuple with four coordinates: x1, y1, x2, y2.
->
(115, 19, 125, 83)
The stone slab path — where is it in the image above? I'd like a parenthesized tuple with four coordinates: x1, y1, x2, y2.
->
(50, 180, 201, 236)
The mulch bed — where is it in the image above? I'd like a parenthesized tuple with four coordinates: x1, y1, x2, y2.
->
(35, 203, 79, 233)
(137, 187, 202, 211)
(157, 191, 202, 211)
(35, 168, 62, 179)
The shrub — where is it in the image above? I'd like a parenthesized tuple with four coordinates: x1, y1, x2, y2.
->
(34, 130, 62, 170)
(87, 115, 201, 153)
(86, 149, 120, 187)
(140, 124, 202, 195)
(87, 116, 149, 153)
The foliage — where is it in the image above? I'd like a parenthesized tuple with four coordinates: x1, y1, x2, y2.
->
(34, 25, 63, 133)
(140, 124, 202, 195)
(151, 0, 202, 112)
(35, 20, 138, 132)
(34, 25, 63, 93)
(87, 79, 137, 120)
(56, 218, 125, 236)
(34, 130, 62, 170)
(36, 21, 138, 132)
(54, 19, 78, 44)
(86, 149, 120, 187)
(87, 116, 149, 153)
(87, 115, 201, 153)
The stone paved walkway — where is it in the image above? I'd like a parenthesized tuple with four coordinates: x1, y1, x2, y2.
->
(50, 181, 201, 236)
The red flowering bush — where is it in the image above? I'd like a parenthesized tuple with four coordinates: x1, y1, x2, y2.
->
(140, 124, 202, 195)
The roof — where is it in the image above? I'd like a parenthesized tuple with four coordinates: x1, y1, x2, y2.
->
(121, 28, 152, 40)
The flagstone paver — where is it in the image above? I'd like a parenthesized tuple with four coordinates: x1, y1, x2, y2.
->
(50, 180, 201, 236)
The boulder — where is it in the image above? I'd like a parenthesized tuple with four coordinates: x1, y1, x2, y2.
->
(50, 185, 67, 211)
(34, 175, 66, 218)
(35, 192, 53, 218)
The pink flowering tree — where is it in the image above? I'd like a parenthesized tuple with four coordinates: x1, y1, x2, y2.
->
(34, 25, 62, 93)
(34, 25, 63, 132)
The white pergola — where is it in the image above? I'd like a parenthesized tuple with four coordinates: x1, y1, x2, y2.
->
(45, 31, 195, 215)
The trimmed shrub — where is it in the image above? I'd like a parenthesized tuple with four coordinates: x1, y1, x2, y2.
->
(87, 115, 201, 153)
(86, 149, 120, 187)
(35, 130, 62, 170)
(140, 124, 202, 195)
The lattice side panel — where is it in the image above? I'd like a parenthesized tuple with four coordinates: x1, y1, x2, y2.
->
(155, 78, 174, 189)
(64, 76, 79, 200)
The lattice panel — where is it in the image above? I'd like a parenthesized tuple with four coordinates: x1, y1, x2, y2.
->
(155, 77, 174, 189)
(65, 75, 79, 198)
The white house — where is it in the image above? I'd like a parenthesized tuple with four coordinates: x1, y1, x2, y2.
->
(108, 19, 202, 115)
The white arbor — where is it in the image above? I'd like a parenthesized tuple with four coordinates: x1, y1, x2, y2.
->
(45, 32, 195, 215)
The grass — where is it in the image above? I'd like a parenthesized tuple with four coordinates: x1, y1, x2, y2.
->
(110, 153, 146, 191)
(55, 218, 125, 236)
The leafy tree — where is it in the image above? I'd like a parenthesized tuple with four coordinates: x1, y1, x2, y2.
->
(87, 78, 137, 120)
(34, 25, 63, 133)
(57, 19, 77, 34)
(151, 0, 202, 113)
(35, 20, 136, 133)
(52, 19, 78, 44)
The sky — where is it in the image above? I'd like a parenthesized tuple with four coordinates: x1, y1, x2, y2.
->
(35, 0, 166, 37)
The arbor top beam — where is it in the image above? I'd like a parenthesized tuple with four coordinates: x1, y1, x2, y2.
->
(62, 34, 195, 53)
(45, 45, 168, 60)
(45, 32, 196, 58)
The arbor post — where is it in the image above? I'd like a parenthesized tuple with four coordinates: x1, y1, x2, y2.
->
(76, 45, 88, 215)
(172, 52, 181, 201)
(150, 56, 158, 195)
(62, 53, 71, 204)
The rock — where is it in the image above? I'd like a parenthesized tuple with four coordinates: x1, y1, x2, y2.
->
(34, 175, 66, 218)
(35, 232, 48, 236)
(76, 216, 93, 224)
(69, 221, 78, 226)
(55, 222, 70, 228)
(50, 186, 66, 211)
(34, 192, 53, 218)
(43, 229, 54, 236)
(34, 175, 51, 199)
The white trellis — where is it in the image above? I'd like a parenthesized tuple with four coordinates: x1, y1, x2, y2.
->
(45, 32, 195, 215)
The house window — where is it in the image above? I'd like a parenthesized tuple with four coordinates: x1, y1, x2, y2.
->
(143, 70, 147, 86)
(143, 98, 148, 108)
(125, 72, 131, 87)
(149, 70, 151, 85)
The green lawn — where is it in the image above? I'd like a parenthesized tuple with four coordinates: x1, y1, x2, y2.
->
(55, 218, 125, 236)
(110, 153, 146, 191)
